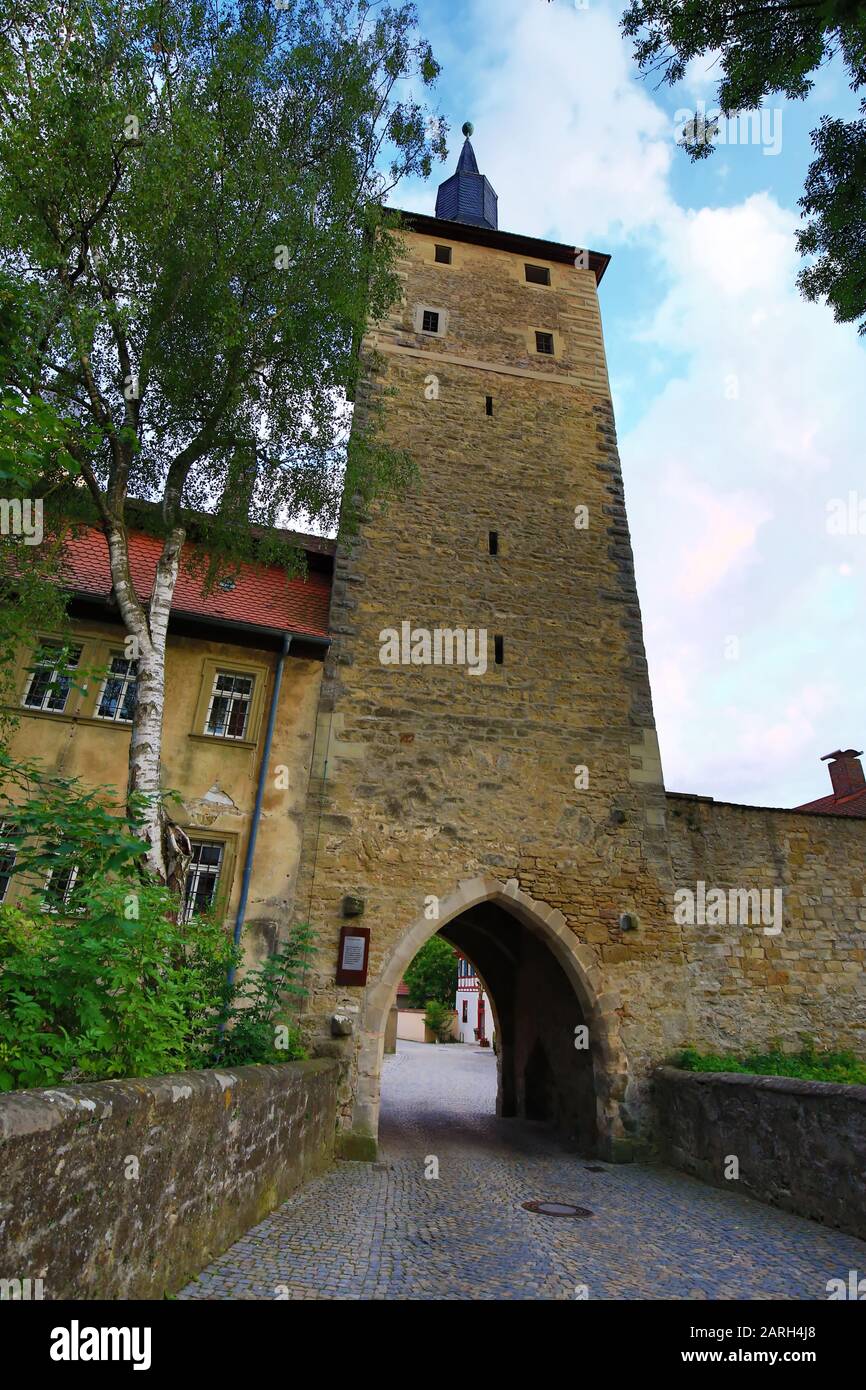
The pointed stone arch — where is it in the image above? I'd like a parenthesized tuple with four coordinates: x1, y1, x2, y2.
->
(349, 874, 631, 1160)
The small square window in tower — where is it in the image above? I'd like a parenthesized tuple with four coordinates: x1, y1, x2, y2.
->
(525, 264, 550, 286)
(535, 331, 554, 355)
(434, 244, 452, 264)
(422, 309, 440, 334)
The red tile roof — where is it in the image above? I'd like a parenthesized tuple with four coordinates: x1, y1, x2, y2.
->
(794, 787, 866, 818)
(62, 525, 332, 639)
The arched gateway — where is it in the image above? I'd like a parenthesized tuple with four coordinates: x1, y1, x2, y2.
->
(356, 875, 630, 1159)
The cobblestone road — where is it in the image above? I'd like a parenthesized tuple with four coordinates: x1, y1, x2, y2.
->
(179, 1040, 865, 1300)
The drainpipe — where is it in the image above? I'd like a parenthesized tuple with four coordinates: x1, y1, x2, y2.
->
(226, 632, 291, 990)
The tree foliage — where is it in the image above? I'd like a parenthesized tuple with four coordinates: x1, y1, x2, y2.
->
(796, 108, 866, 330)
(0, 0, 444, 530)
(0, 0, 445, 877)
(621, 0, 866, 332)
(404, 935, 457, 1008)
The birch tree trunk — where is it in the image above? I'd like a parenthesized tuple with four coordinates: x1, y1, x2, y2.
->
(106, 521, 186, 884)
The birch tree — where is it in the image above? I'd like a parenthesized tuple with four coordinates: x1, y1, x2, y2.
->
(0, 0, 445, 881)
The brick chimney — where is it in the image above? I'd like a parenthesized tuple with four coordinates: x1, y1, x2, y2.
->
(821, 748, 866, 799)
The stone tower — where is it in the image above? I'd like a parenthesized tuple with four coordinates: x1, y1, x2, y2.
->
(294, 129, 689, 1160)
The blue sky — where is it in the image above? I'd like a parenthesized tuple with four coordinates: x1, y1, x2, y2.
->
(388, 0, 866, 810)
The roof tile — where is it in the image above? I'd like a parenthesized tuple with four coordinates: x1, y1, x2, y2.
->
(62, 526, 332, 639)
(793, 787, 866, 818)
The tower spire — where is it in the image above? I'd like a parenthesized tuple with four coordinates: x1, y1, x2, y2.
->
(435, 121, 498, 230)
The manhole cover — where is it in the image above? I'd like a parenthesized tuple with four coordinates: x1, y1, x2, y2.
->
(522, 1200, 593, 1218)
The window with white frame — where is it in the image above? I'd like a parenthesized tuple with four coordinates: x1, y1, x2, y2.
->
(0, 823, 17, 903)
(22, 643, 82, 713)
(42, 862, 79, 912)
(182, 841, 224, 923)
(412, 303, 449, 337)
(203, 671, 254, 740)
(96, 654, 138, 722)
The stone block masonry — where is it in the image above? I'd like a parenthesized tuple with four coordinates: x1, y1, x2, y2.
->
(668, 795, 866, 1056)
(655, 1067, 866, 1241)
(0, 1060, 337, 1299)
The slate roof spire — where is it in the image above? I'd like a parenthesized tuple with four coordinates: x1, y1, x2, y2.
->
(435, 121, 498, 230)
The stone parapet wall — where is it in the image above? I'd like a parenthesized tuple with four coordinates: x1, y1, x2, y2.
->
(654, 1066, 866, 1240)
(0, 1060, 338, 1299)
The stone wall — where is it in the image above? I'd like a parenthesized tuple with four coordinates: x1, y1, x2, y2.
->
(0, 1060, 337, 1299)
(668, 795, 866, 1056)
(655, 1066, 866, 1240)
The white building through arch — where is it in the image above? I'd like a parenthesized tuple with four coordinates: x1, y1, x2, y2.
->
(455, 951, 495, 1048)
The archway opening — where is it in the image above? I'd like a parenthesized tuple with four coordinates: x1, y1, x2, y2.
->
(379, 899, 601, 1156)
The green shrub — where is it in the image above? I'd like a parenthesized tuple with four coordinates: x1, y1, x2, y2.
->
(0, 755, 312, 1090)
(423, 998, 454, 1043)
(214, 924, 314, 1068)
(672, 1040, 866, 1086)
(0, 878, 234, 1088)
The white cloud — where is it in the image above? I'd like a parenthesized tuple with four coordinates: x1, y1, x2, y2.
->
(680, 50, 724, 101)
(466, 0, 675, 242)
(665, 474, 773, 602)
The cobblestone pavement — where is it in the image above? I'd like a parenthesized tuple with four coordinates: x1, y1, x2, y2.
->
(179, 1041, 865, 1300)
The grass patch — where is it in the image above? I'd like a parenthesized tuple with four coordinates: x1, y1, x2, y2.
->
(673, 1042, 866, 1087)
